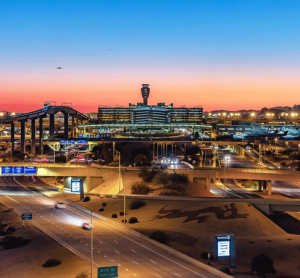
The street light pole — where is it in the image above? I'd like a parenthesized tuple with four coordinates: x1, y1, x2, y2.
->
(91, 210, 93, 278)
(115, 149, 126, 223)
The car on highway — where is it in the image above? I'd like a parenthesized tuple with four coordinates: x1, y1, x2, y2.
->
(82, 223, 92, 230)
(55, 202, 66, 209)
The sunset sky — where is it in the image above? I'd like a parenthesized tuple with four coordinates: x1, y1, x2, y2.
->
(1, 0, 300, 112)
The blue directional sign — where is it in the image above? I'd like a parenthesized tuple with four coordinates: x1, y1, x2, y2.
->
(25, 166, 37, 175)
(2, 166, 13, 175)
(76, 140, 87, 144)
(98, 266, 118, 277)
(22, 213, 32, 220)
(60, 140, 75, 144)
(13, 166, 25, 175)
(78, 134, 83, 138)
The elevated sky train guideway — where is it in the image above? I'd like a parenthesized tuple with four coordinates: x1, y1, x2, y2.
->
(0, 103, 90, 155)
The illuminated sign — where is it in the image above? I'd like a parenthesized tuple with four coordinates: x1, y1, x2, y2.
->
(71, 179, 81, 192)
(25, 167, 37, 175)
(218, 241, 230, 257)
(76, 140, 87, 144)
(98, 266, 118, 277)
(2, 166, 13, 174)
(14, 166, 24, 175)
(22, 213, 32, 220)
(216, 235, 234, 258)
(60, 140, 75, 144)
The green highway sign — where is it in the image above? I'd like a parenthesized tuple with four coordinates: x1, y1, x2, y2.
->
(98, 266, 118, 277)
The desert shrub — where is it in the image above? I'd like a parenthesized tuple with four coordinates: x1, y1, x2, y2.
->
(2, 236, 21, 249)
(108, 162, 119, 167)
(149, 231, 168, 244)
(19, 237, 32, 246)
(131, 182, 151, 195)
(251, 253, 276, 277)
(4, 226, 16, 234)
(76, 272, 88, 278)
(102, 202, 107, 207)
(99, 208, 104, 212)
(1, 236, 31, 249)
(83, 196, 90, 202)
(139, 168, 156, 183)
(280, 161, 286, 167)
(128, 217, 138, 224)
(159, 191, 184, 196)
(153, 172, 170, 185)
(134, 154, 149, 166)
(219, 266, 231, 274)
(112, 214, 118, 218)
(42, 259, 61, 268)
(130, 200, 146, 210)
(120, 211, 127, 216)
(121, 219, 128, 223)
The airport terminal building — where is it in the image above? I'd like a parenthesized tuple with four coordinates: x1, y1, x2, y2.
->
(98, 84, 203, 125)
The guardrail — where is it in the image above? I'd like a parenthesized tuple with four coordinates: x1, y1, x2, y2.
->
(181, 161, 194, 169)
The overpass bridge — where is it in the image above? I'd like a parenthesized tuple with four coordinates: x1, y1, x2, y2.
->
(0, 105, 90, 155)
(2, 164, 300, 214)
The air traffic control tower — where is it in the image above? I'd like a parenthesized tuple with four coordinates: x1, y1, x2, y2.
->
(141, 84, 150, 106)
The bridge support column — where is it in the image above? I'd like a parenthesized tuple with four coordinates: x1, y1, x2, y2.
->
(20, 121, 25, 154)
(64, 113, 69, 138)
(71, 116, 75, 138)
(11, 122, 15, 154)
(267, 180, 272, 195)
(49, 114, 55, 140)
(39, 117, 43, 154)
(205, 178, 211, 191)
(31, 118, 36, 155)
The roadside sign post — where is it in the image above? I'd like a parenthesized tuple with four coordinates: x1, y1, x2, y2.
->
(22, 213, 32, 228)
(97, 266, 118, 277)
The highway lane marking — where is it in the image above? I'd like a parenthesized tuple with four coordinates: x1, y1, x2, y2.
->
(62, 204, 209, 277)
(133, 261, 138, 265)
(150, 260, 156, 264)
(174, 273, 181, 277)
(131, 249, 136, 253)
(97, 240, 103, 244)
(114, 240, 119, 243)
(155, 274, 161, 277)
(115, 250, 120, 254)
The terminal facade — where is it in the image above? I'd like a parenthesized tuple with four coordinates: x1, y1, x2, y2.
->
(98, 84, 203, 125)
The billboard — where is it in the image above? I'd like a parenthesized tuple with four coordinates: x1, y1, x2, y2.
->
(25, 166, 37, 175)
(71, 179, 81, 192)
(217, 240, 230, 257)
(13, 166, 25, 175)
(2, 166, 13, 175)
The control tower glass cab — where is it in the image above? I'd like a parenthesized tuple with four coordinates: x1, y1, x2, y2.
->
(141, 84, 150, 106)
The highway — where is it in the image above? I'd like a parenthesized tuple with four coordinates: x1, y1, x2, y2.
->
(209, 178, 262, 199)
(272, 180, 300, 199)
(0, 176, 226, 278)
